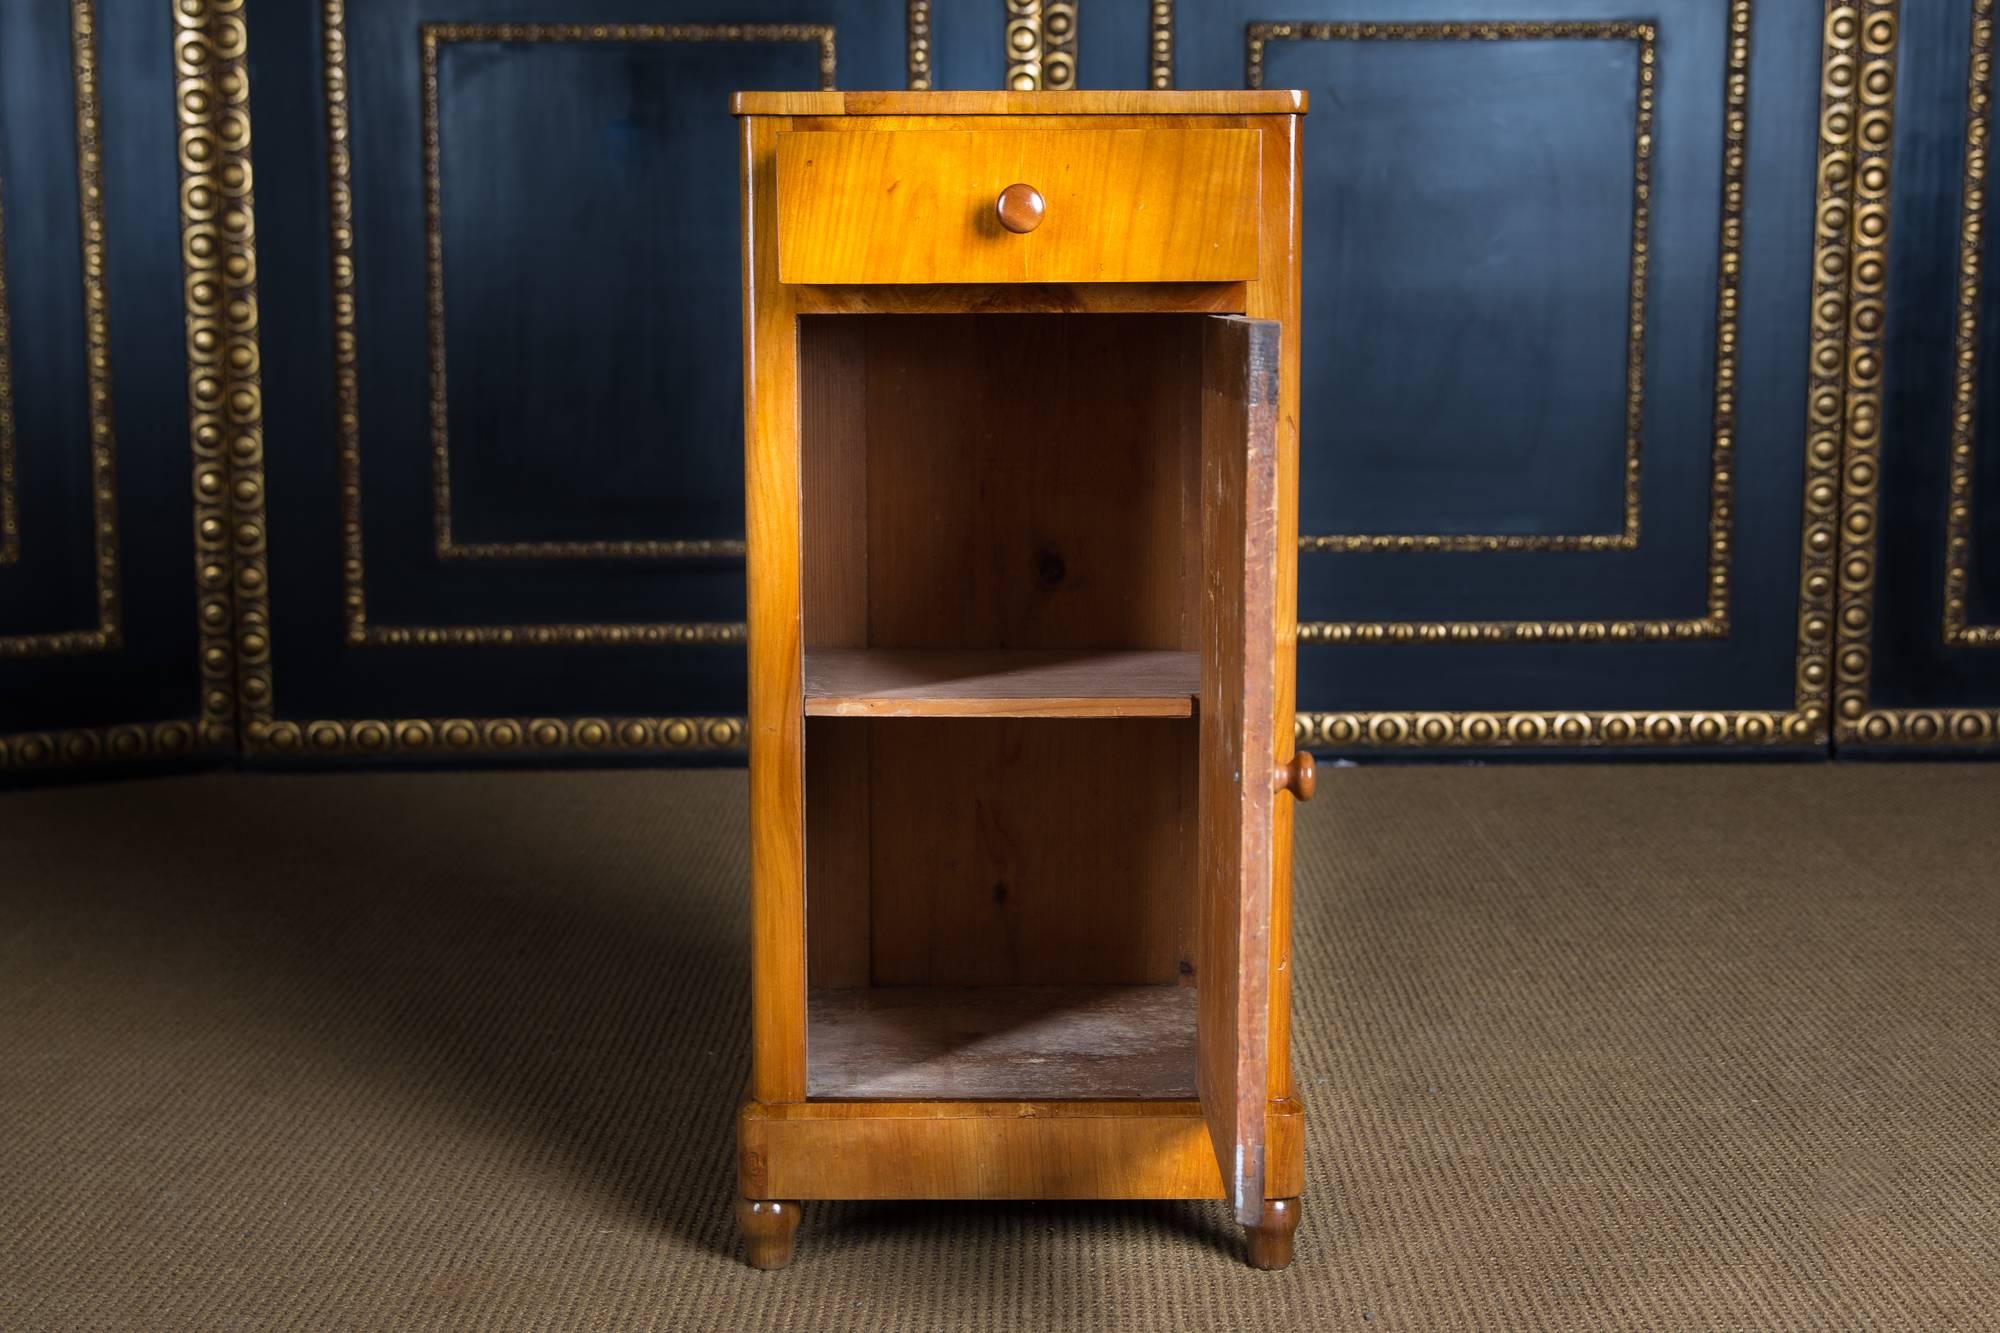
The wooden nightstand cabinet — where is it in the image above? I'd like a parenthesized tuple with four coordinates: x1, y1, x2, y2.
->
(731, 90, 1311, 1272)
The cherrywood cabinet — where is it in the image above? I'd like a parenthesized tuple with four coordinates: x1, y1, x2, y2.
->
(732, 90, 1311, 1271)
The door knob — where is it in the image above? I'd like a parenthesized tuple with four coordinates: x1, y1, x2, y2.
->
(1274, 752, 1315, 803)
(996, 183, 1045, 234)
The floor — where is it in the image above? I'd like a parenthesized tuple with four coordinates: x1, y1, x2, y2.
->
(0, 764, 1995, 1331)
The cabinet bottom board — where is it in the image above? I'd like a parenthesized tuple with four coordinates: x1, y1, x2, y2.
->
(806, 985, 1196, 1100)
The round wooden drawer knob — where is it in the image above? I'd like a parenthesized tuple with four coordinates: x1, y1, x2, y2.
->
(996, 183, 1046, 234)
(1275, 752, 1316, 803)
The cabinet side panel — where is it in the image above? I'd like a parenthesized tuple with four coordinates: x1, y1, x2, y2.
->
(1244, 116, 1303, 1108)
(743, 116, 807, 1101)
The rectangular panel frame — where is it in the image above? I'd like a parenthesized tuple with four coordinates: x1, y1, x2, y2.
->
(320, 15, 828, 651)
(1254, 18, 1736, 648)
(1943, 0, 1999, 648)
(418, 22, 832, 565)
(225, 3, 858, 759)
(0, 0, 122, 660)
(1266, 2, 1837, 748)
(1838, 0, 2000, 747)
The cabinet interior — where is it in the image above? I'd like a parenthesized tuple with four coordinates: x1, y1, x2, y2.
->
(797, 313, 1211, 1101)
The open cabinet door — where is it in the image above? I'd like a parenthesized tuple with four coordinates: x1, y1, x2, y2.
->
(1197, 315, 1281, 1227)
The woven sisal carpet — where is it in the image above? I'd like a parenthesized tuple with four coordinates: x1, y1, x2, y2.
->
(1, 765, 1995, 1330)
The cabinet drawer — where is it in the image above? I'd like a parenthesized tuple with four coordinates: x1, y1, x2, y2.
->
(775, 129, 1262, 285)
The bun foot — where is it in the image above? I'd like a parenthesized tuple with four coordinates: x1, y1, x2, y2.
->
(1244, 1196, 1300, 1270)
(737, 1198, 801, 1270)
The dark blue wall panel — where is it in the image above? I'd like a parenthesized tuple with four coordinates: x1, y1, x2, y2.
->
(8, 2, 1988, 766)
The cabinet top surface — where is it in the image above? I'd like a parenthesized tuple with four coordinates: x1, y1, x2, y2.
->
(731, 90, 1307, 118)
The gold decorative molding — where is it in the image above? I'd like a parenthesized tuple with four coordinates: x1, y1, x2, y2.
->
(1006, 0, 1077, 92)
(254, 714, 744, 759)
(0, 0, 121, 659)
(1258, 13, 1744, 648)
(996, 1, 1168, 90)
(356, 622, 744, 649)
(1840, 1, 1998, 745)
(1248, 17, 1660, 82)
(324, 0, 359, 642)
(1150, 1, 1174, 88)
(1944, 0, 1997, 647)
(418, 21, 834, 79)
(0, 720, 198, 773)
(986, 2, 1178, 90)
(1006, 0, 1041, 90)
(174, 0, 262, 746)
(440, 538, 747, 562)
(909, 1, 933, 90)
(1299, 618, 1718, 647)
(1846, 706, 2000, 746)
(1829, 0, 1909, 743)
(324, 14, 820, 648)
(1789, 0, 1860, 750)
(1045, 3, 1078, 90)
(1296, 709, 1798, 750)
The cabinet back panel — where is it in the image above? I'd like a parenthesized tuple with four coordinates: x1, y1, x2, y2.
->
(800, 320, 869, 650)
(865, 717, 1195, 987)
(805, 717, 872, 989)
(800, 315, 1203, 652)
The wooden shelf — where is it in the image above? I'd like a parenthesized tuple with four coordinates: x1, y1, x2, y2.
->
(807, 986, 1197, 1100)
(803, 649, 1196, 719)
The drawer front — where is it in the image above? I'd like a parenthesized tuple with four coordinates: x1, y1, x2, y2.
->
(775, 129, 1262, 285)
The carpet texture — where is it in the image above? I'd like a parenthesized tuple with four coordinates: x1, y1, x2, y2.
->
(0, 765, 1996, 1331)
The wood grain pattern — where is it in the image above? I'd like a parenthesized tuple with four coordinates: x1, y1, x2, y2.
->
(1276, 750, 1316, 802)
(739, 1096, 1306, 1201)
(800, 319, 867, 649)
(868, 718, 1194, 987)
(741, 115, 808, 1103)
(804, 718, 870, 989)
(1197, 315, 1281, 1228)
(740, 99, 1307, 1238)
(733, 91, 1308, 117)
(857, 315, 1201, 652)
(796, 321, 872, 995)
(1249, 116, 1304, 1113)
(805, 649, 1196, 718)
(776, 130, 1261, 285)
(1245, 1197, 1301, 1271)
(995, 181, 1046, 234)
(735, 1198, 801, 1271)
(806, 986, 1195, 1099)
